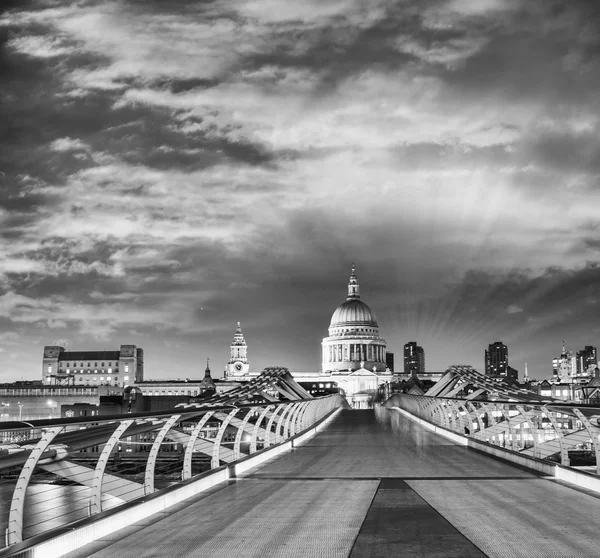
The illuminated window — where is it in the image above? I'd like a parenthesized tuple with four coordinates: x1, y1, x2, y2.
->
(124, 364, 129, 372)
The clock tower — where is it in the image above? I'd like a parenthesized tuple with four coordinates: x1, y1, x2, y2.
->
(225, 322, 250, 378)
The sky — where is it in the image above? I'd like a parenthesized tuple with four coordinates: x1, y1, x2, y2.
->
(1, 0, 600, 382)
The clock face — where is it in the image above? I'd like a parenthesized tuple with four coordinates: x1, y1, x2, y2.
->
(234, 362, 243, 371)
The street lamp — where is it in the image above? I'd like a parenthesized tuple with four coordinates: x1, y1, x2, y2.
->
(17, 401, 23, 421)
(0, 402, 9, 421)
(47, 399, 56, 419)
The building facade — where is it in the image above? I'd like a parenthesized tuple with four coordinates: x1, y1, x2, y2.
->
(0, 382, 121, 423)
(385, 351, 394, 373)
(224, 322, 251, 378)
(321, 265, 387, 373)
(553, 343, 576, 382)
(403, 342, 425, 376)
(576, 346, 598, 374)
(485, 342, 508, 376)
(42, 345, 144, 387)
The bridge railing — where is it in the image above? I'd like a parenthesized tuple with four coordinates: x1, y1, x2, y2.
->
(0, 394, 346, 551)
(384, 393, 600, 474)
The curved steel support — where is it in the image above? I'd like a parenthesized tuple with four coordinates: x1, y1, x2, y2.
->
(211, 409, 239, 469)
(543, 407, 570, 466)
(293, 401, 310, 434)
(499, 407, 518, 450)
(182, 411, 216, 480)
(291, 402, 309, 436)
(279, 403, 300, 443)
(265, 406, 285, 448)
(144, 415, 181, 495)
(516, 405, 538, 456)
(251, 405, 274, 453)
(233, 407, 257, 460)
(7, 426, 64, 545)
(90, 419, 134, 514)
(466, 402, 485, 440)
(572, 409, 600, 474)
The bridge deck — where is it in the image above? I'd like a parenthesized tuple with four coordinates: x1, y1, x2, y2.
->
(65, 408, 600, 558)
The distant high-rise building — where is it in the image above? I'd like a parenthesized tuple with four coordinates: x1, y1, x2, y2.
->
(404, 342, 425, 376)
(385, 351, 394, 372)
(576, 346, 598, 374)
(484, 342, 508, 376)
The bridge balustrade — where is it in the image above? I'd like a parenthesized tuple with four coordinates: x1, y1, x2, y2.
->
(0, 394, 345, 552)
(385, 393, 600, 474)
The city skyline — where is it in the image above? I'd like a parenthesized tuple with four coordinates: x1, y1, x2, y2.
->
(2, 1, 600, 381)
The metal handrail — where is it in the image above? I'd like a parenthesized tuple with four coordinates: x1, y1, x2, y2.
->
(0, 393, 348, 549)
(384, 393, 600, 474)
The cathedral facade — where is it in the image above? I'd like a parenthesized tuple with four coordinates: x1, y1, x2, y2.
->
(293, 265, 392, 406)
(321, 265, 388, 373)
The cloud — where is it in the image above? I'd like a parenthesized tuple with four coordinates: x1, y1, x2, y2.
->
(1, 0, 600, 380)
(50, 137, 90, 152)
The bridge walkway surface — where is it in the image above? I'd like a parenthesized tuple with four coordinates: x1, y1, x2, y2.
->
(64, 408, 600, 558)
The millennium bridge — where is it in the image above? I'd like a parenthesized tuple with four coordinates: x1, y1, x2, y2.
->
(1, 366, 600, 558)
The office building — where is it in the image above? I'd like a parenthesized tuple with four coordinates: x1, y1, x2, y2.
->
(485, 342, 508, 376)
(404, 342, 425, 376)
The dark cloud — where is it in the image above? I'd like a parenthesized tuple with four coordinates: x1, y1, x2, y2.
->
(445, 2, 600, 105)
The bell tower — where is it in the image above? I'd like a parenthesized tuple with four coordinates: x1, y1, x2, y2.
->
(225, 322, 250, 378)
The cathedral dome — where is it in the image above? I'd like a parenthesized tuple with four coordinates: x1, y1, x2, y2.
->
(330, 299, 378, 327)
